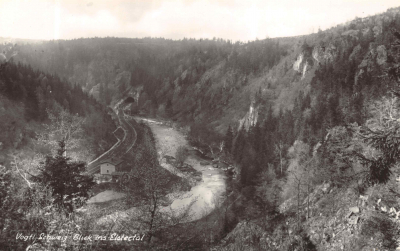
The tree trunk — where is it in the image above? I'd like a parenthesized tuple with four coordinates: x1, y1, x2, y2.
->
(148, 194, 157, 244)
(307, 183, 310, 219)
(297, 181, 300, 227)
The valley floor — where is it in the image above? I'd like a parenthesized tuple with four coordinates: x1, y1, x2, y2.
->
(136, 117, 227, 221)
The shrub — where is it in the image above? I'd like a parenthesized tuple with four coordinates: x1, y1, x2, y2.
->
(175, 146, 188, 166)
(287, 227, 317, 251)
(359, 213, 398, 250)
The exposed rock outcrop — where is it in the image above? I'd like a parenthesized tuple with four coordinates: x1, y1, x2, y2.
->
(349, 44, 362, 61)
(293, 53, 304, 72)
(89, 83, 100, 100)
(238, 102, 258, 131)
(357, 45, 387, 83)
(373, 25, 383, 37)
(376, 45, 387, 66)
(294, 43, 336, 79)
(312, 44, 337, 63)
(293, 53, 313, 79)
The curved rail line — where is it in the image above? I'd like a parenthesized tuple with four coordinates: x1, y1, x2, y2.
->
(123, 114, 137, 154)
(86, 105, 137, 175)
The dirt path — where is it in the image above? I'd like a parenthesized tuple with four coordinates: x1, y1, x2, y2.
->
(87, 190, 126, 204)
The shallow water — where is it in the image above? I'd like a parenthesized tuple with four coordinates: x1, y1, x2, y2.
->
(166, 158, 227, 220)
(141, 118, 227, 221)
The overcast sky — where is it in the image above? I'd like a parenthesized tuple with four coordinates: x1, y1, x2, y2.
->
(1, 0, 400, 42)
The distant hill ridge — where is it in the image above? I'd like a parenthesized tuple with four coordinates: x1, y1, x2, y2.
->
(1, 6, 399, 137)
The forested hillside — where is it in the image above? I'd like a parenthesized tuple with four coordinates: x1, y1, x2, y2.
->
(8, 32, 287, 137)
(0, 61, 116, 165)
(5, 6, 400, 162)
(4, 8, 399, 139)
(2, 5, 400, 251)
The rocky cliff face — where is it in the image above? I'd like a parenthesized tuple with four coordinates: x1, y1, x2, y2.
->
(376, 45, 388, 66)
(293, 43, 338, 80)
(359, 45, 388, 72)
(312, 44, 337, 63)
(293, 53, 308, 79)
(292, 33, 387, 87)
(293, 53, 304, 72)
(88, 83, 100, 99)
(354, 44, 388, 85)
(238, 102, 258, 131)
(214, 181, 400, 251)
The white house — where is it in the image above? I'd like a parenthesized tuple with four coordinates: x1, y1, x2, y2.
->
(99, 158, 123, 175)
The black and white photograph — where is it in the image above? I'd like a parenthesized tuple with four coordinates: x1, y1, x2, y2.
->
(2, 0, 400, 250)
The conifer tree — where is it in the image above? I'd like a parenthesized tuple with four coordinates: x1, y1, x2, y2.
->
(354, 28, 400, 185)
(165, 99, 173, 117)
(232, 126, 245, 163)
(32, 140, 94, 211)
(224, 125, 234, 153)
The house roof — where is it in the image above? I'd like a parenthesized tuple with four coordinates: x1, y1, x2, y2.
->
(99, 157, 124, 166)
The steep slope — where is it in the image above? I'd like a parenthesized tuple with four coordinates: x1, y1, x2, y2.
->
(2, 5, 400, 251)
(5, 7, 398, 142)
(0, 62, 116, 165)
(214, 177, 400, 251)
(7, 36, 290, 135)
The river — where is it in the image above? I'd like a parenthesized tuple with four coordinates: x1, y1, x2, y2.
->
(137, 117, 227, 221)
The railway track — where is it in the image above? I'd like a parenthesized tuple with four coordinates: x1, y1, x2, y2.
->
(86, 105, 137, 175)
